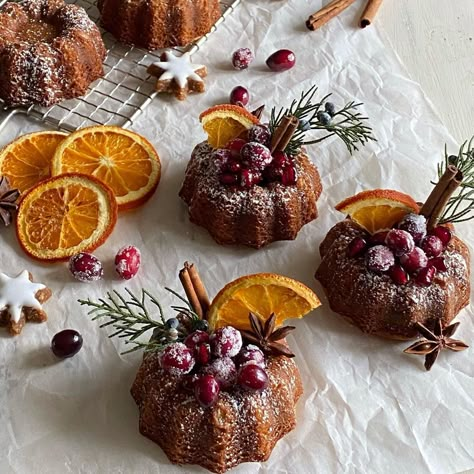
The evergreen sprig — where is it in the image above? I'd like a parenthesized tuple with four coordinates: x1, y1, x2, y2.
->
(78, 288, 200, 354)
(437, 136, 474, 224)
(269, 86, 375, 156)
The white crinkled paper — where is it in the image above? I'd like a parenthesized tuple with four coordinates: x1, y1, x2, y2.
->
(1, 1, 473, 473)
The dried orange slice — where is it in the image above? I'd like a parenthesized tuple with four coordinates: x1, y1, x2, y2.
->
(51, 126, 161, 210)
(0, 131, 68, 193)
(336, 189, 419, 234)
(200, 104, 260, 148)
(207, 273, 321, 331)
(16, 173, 117, 262)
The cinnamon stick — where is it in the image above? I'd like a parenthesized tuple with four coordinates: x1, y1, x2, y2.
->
(270, 115, 299, 153)
(186, 262, 211, 317)
(420, 165, 458, 219)
(179, 264, 203, 318)
(360, 0, 384, 28)
(306, 0, 356, 31)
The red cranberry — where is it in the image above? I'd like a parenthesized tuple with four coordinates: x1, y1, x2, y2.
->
(69, 252, 103, 282)
(248, 124, 271, 147)
(421, 235, 444, 257)
(160, 342, 195, 376)
(385, 229, 415, 256)
(194, 374, 220, 408)
(210, 326, 242, 358)
(184, 330, 210, 351)
(369, 231, 389, 246)
(230, 86, 249, 106)
(281, 164, 297, 185)
(240, 169, 262, 188)
(366, 245, 395, 272)
(397, 213, 427, 244)
(400, 247, 428, 274)
(226, 159, 242, 174)
(232, 48, 254, 70)
(213, 148, 233, 172)
(266, 49, 296, 72)
(237, 344, 265, 368)
(51, 329, 83, 359)
(415, 266, 437, 286)
(272, 151, 291, 168)
(241, 142, 273, 171)
(219, 173, 239, 185)
(202, 357, 237, 389)
(430, 226, 452, 246)
(195, 343, 211, 365)
(428, 256, 447, 272)
(347, 237, 367, 258)
(226, 138, 246, 157)
(238, 364, 269, 391)
(388, 264, 409, 285)
(115, 245, 141, 280)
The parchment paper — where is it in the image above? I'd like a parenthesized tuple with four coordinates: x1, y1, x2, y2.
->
(1, 1, 473, 473)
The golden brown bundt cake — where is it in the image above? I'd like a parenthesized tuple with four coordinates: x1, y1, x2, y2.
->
(0, 0, 105, 107)
(180, 142, 322, 248)
(131, 347, 303, 474)
(97, 0, 221, 50)
(315, 219, 470, 339)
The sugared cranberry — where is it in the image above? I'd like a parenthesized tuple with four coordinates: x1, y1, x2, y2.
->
(397, 213, 427, 244)
(51, 329, 83, 359)
(272, 151, 290, 168)
(160, 342, 195, 376)
(69, 252, 103, 282)
(226, 159, 242, 174)
(195, 343, 211, 365)
(210, 326, 242, 358)
(240, 169, 262, 188)
(219, 173, 239, 185)
(194, 374, 220, 408)
(369, 231, 389, 246)
(184, 330, 210, 351)
(385, 229, 415, 256)
(400, 247, 428, 274)
(232, 48, 254, 70)
(366, 245, 395, 272)
(213, 148, 233, 171)
(248, 124, 271, 147)
(421, 235, 444, 257)
(428, 256, 448, 272)
(226, 138, 246, 157)
(347, 237, 367, 258)
(238, 364, 269, 391)
(266, 49, 296, 72)
(237, 344, 265, 368)
(202, 357, 237, 389)
(430, 226, 452, 246)
(263, 151, 290, 182)
(388, 264, 409, 285)
(230, 86, 249, 106)
(281, 164, 297, 185)
(115, 245, 141, 280)
(240, 142, 273, 171)
(415, 266, 437, 286)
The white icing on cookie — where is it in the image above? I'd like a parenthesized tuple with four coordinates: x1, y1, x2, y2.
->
(151, 51, 205, 89)
(0, 270, 46, 323)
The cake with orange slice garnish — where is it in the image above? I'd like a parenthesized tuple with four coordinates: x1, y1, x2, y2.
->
(81, 263, 321, 473)
(316, 140, 473, 341)
(180, 87, 375, 248)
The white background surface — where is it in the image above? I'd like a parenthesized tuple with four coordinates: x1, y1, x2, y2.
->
(1, 1, 473, 474)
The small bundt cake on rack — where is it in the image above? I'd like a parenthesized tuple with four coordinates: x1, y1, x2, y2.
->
(97, 0, 221, 50)
(0, 0, 106, 107)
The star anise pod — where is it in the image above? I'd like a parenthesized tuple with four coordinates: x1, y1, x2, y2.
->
(404, 320, 469, 371)
(0, 176, 20, 227)
(240, 312, 296, 358)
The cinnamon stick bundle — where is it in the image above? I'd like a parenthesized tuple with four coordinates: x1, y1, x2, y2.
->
(270, 115, 299, 153)
(306, 0, 356, 31)
(179, 262, 211, 319)
(360, 0, 384, 28)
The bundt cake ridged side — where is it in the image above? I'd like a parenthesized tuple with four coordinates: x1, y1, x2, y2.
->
(179, 142, 323, 248)
(0, 0, 105, 107)
(131, 350, 303, 473)
(97, 0, 221, 50)
(315, 219, 471, 339)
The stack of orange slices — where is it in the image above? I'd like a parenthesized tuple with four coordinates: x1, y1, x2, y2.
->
(0, 126, 161, 261)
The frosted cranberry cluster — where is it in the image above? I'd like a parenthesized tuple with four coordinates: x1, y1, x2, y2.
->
(159, 325, 269, 408)
(214, 123, 298, 189)
(347, 213, 452, 286)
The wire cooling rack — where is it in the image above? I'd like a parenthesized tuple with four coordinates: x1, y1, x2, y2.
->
(0, 0, 240, 133)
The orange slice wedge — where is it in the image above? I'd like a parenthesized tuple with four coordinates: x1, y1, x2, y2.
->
(0, 131, 68, 193)
(336, 189, 420, 234)
(51, 126, 161, 210)
(207, 273, 321, 331)
(200, 104, 260, 148)
(16, 173, 117, 262)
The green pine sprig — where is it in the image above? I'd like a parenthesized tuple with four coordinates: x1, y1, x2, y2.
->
(269, 85, 376, 156)
(436, 136, 474, 224)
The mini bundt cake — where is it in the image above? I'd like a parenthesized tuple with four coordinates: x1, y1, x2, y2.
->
(97, 0, 221, 50)
(0, 0, 106, 107)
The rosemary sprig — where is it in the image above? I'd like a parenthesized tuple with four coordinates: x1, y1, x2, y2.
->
(78, 288, 200, 354)
(269, 85, 375, 156)
(436, 136, 474, 224)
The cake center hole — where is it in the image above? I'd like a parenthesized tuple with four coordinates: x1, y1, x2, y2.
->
(19, 20, 58, 43)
